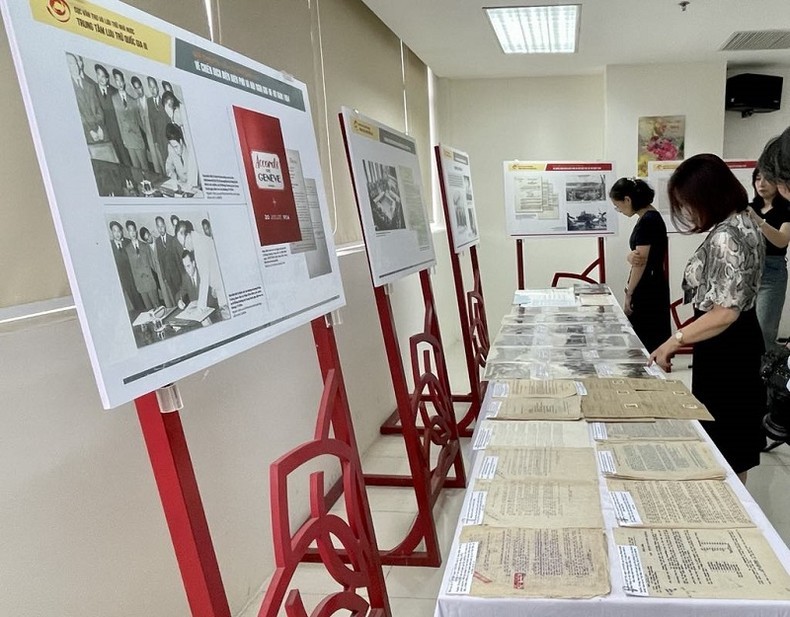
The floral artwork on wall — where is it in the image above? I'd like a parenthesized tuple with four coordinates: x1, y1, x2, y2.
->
(637, 115, 685, 177)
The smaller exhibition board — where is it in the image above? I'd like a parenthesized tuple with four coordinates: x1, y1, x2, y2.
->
(340, 108, 436, 286)
(648, 159, 757, 232)
(503, 161, 618, 236)
(436, 144, 480, 253)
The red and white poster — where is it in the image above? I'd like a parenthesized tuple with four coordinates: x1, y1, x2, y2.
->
(233, 106, 302, 246)
(503, 161, 618, 237)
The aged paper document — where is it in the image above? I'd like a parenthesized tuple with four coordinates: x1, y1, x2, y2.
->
(582, 377, 688, 392)
(607, 479, 754, 528)
(485, 397, 582, 421)
(490, 379, 580, 399)
(615, 527, 790, 599)
(582, 389, 713, 422)
(478, 448, 598, 482)
(474, 420, 592, 450)
(450, 527, 610, 598)
(464, 479, 603, 529)
(590, 420, 701, 442)
(597, 441, 726, 480)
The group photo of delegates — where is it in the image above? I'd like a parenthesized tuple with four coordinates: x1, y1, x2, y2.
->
(107, 211, 228, 348)
(66, 52, 202, 198)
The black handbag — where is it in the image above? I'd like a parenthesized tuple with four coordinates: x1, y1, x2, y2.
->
(760, 346, 790, 442)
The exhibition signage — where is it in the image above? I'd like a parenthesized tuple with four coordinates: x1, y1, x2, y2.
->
(648, 159, 757, 233)
(503, 161, 618, 237)
(1, 0, 345, 408)
(437, 144, 480, 253)
(340, 107, 436, 286)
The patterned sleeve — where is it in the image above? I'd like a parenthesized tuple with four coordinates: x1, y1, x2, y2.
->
(697, 227, 759, 312)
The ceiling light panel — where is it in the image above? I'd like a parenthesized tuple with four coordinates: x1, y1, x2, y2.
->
(485, 5, 580, 54)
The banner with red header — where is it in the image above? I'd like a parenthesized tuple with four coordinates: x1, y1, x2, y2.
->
(503, 161, 618, 237)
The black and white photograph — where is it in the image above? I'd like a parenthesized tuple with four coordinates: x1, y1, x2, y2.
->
(594, 362, 653, 379)
(483, 361, 533, 380)
(66, 51, 202, 198)
(452, 190, 469, 230)
(566, 206, 608, 232)
(464, 175, 473, 202)
(362, 159, 405, 231)
(468, 207, 478, 235)
(106, 211, 228, 348)
(565, 174, 607, 202)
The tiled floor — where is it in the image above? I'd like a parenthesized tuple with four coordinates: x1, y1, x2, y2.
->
(244, 360, 790, 617)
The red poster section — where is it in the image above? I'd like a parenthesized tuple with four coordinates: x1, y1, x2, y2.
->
(233, 106, 302, 246)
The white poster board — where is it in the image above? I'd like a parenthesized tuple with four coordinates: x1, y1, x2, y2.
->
(340, 108, 436, 286)
(1, 0, 345, 408)
(437, 144, 480, 253)
(648, 159, 757, 233)
(503, 161, 618, 237)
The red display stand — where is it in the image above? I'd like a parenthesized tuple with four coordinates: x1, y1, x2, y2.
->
(135, 315, 391, 615)
(434, 146, 490, 437)
(339, 114, 467, 568)
(515, 237, 607, 289)
(260, 316, 391, 617)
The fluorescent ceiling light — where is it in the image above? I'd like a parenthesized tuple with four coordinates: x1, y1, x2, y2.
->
(485, 5, 580, 54)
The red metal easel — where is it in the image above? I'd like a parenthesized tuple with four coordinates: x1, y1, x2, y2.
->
(514, 236, 607, 289)
(339, 113, 467, 568)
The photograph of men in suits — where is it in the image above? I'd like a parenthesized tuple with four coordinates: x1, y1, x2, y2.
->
(146, 77, 169, 174)
(176, 250, 201, 309)
(131, 75, 158, 173)
(124, 220, 159, 310)
(94, 63, 129, 167)
(109, 220, 144, 312)
(66, 53, 104, 144)
(154, 215, 182, 307)
(112, 69, 147, 170)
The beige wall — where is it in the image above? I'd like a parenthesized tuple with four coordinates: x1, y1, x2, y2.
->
(604, 62, 727, 310)
(438, 74, 607, 328)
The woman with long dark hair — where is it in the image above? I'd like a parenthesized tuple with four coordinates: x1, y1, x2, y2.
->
(609, 177, 670, 352)
(649, 154, 765, 482)
(747, 167, 790, 349)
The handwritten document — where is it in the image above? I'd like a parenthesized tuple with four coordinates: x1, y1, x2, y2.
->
(474, 420, 592, 450)
(607, 480, 754, 528)
(485, 397, 582, 421)
(466, 479, 603, 529)
(590, 420, 701, 442)
(615, 527, 790, 599)
(490, 379, 579, 399)
(596, 441, 725, 480)
(454, 527, 611, 598)
(477, 448, 598, 482)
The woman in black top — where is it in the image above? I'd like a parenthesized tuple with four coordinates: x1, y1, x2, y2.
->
(609, 178, 671, 352)
(747, 167, 790, 349)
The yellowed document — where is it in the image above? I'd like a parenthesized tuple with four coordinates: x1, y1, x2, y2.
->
(490, 379, 580, 399)
(596, 441, 726, 480)
(581, 389, 713, 422)
(474, 420, 592, 450)
(607, 479, 754, 528)
(463, 479, 603, 528)
(590, 420, 701, 442)
(477, 448, 598, 482)
(615, 527, 790, 599)
(449, 527, 610, 598)
(582, 377, 688, 392)
(485, 397, 582, 421)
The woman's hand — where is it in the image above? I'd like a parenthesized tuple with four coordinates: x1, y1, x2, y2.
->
(648, 337, 680, 372)
(623, 293, 633, 316)
(627, 250, 646, 267)
(747, 208, 764, 228)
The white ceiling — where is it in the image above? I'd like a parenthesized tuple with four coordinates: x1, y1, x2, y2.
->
(359, 0, 790, 79)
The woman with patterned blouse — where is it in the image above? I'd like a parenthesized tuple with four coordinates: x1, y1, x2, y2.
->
(649, 154, 766, 482)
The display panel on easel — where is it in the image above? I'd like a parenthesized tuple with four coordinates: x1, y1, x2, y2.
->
(1, 0, 344, 408)
(648, 159, 756, 233)
(503, 161, 618, 237)
(340, 108, 436, 286)
(437, 144, 480, 253)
